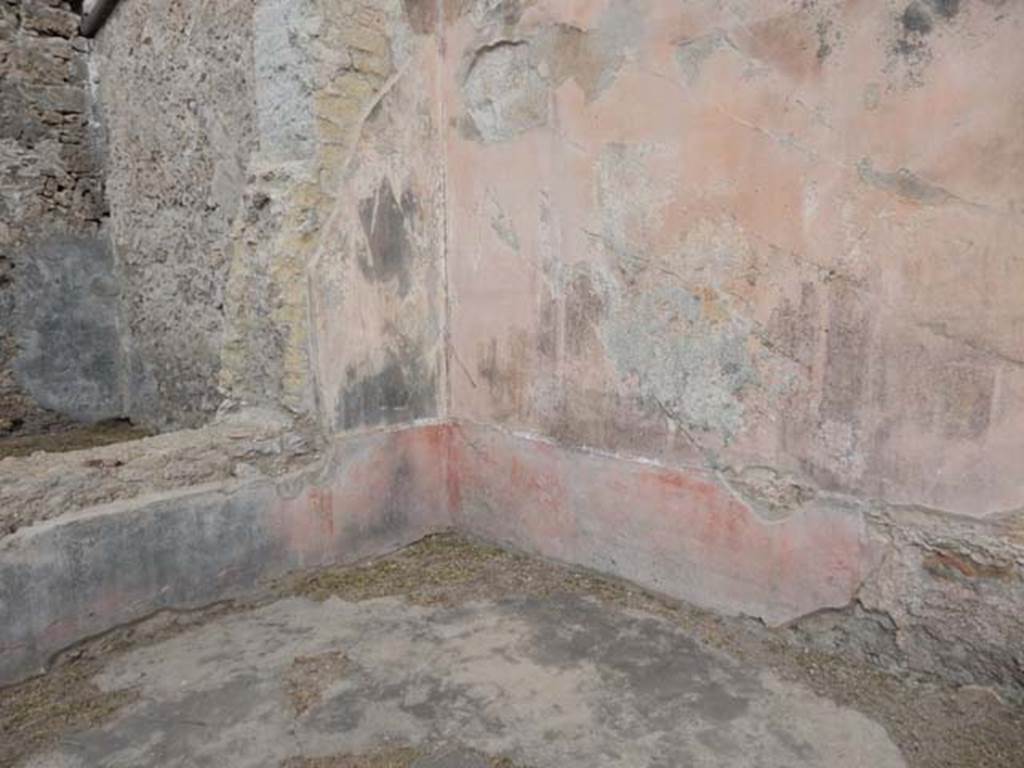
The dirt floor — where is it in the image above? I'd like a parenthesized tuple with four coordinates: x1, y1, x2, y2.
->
(0, 418, 151, 460)
(2, 534, 1021, 768)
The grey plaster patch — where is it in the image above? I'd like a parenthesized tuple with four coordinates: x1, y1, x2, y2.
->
(541, 3, 645, 101)
(460, 4, 645, 140)
(462, 40, 548, 142)
(675, 32, 734, 85)
(856, 159, 956, 205)
(461, 0, 526, 29)
(253, 0, 317, 161)
(603, 280, 757, 440)
(584, 150, 761, 442)
(32, 593, 907, 768)
(13, 235, 125, 422)
(337, 349, 438, 430)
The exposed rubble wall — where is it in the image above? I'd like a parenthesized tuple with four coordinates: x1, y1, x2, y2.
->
(1, 0, 452, 686)
(91, 0, 446, 430)
(90, 0, 257, 428)
(0, 0, 119, 430)
(443, 0, 1024, 695)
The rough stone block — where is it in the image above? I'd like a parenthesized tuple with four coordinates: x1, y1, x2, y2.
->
(21, 2, 79, 39)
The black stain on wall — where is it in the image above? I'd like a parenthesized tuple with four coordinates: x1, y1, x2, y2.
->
(337, 350, 437, 431)
(925, 0, 960, 20)
(901, 2, 934, 36)
(564, 269, 607, 357)
(358, 178, 416, 297)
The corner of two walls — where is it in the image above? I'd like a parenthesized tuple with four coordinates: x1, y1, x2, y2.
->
(264, 0, 455, 540)
(92, 0, 1024, 692)
(440, 0, 1024, 696)
(235, 0, 456, 557)
(5, 0, 1022, 695)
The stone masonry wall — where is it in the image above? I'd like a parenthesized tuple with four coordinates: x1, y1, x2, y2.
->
(91, 0, 257, 429)
(0, 0, 119, 431)
(92, 0, 446, 432)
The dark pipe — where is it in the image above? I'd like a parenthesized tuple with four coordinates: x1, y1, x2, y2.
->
(80, 0, 123, 38)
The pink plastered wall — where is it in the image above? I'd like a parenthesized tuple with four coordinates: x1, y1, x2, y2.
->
(442, 0, 1024, 518)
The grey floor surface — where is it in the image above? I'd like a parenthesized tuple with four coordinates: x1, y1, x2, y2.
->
(22, 592, 906, 768)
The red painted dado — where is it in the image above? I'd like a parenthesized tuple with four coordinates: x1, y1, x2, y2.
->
(269, 419, 879, 627)
(273, 425, 453, 568)
(449, 422, 880, 625)
(0, 421, 880, 684)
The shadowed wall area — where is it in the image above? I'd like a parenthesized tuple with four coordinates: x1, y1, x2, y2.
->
(1, 0, 1022, 703)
